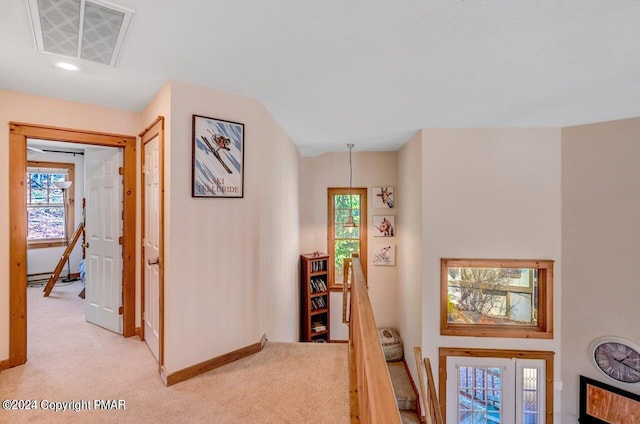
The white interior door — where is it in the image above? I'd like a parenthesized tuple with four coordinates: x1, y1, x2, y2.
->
(84, 147, 123, 333)
(446, 357, 545, 424)
(143, 135, 161, 361)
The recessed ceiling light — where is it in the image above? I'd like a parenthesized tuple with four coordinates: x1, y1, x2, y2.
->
(55, 62, 80, 71)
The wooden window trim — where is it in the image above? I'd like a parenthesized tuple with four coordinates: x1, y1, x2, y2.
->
(438, 347, 555, 424)
(27, 240, 68, 249)
(327, 187, 367, 291)
(440, 258, 554, 339)
(27, 161, 75, 249)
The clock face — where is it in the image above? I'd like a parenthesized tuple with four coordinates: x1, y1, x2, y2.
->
(593, 341, 640, 384)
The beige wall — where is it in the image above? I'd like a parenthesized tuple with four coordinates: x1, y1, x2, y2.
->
(163, 81, 300, 373)
(0, 89, 141, 361)
(299, 151, 399, 340)
(257, 109, 301, 341)
(561, 118, 640, 422)
(420, 128, 563, 421)
(397, 131, 423, 379)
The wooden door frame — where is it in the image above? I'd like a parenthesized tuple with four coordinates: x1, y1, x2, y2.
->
(9, 122, 137, 367)
(139, 116, 165, 366)
(438, 347, 555, 424)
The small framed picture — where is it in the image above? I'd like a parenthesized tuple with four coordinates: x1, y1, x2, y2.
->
(373, 215, 395, 237)
(372, 244, 396, 266)
(192, 114, 244, 198)
(372, 186, 394, 209)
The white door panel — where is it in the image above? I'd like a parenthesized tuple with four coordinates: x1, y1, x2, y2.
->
(143, 135, 161, 361)
(85, 148, 123, 333)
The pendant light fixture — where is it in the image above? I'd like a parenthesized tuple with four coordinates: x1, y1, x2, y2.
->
(343, 143, 357, 228)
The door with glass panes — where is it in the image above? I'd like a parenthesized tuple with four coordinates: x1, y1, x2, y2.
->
(446, 357, 545, 424)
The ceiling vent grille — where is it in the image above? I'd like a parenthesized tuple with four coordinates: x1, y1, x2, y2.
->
(27, 0, 134, 67)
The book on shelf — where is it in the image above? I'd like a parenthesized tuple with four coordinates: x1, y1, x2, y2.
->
(320, 296, 326, 308)
(312, 321, 327, 333)
(311, 297, 327, 310)
(310, 278, 326, 293)
(311, 261, 320, 272)
(313, 278, 326, 292)
(311, 259, 327, 273)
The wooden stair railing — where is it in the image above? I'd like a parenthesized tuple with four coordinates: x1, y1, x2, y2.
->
(413, 346, 444, 424)
(342, 258, 352, 324)
(348, 255, 402, 424)
(43, 222, 84, 297)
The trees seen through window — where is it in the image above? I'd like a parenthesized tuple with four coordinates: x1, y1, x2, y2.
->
(27, 161, 75, 247)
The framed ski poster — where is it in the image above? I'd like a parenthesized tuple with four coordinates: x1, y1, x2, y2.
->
(192, 114, 245, 198)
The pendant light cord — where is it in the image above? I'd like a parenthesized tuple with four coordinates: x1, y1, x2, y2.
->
(348, 143, 354, 216)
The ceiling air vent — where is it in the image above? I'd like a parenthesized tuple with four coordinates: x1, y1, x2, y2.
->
(27, 0, 134, 67)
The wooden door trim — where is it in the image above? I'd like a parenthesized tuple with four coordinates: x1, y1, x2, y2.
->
(139, 116, 165, 366)
(8, 122, 137, 368)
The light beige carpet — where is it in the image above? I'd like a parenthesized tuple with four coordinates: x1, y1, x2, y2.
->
(0, 282, 349, 423)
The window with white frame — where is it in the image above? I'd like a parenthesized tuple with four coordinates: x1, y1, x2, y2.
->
(27, 161, 75, 248)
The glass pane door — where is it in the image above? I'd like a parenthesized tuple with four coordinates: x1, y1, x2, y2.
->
(516, 359, 545, 424)
(447, 357, 515, 424)
(457, 366, 503, 424)
(447, 357, 544, 424)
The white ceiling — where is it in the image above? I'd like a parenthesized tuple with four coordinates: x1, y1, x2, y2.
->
(3, 1, 640, 156)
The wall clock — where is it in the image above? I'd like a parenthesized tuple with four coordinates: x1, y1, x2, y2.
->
(590, 336, 640, 384)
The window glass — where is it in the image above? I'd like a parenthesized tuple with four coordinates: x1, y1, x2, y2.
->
(328, 188, 367, 289)
(441, 259, 553, 338)
(447, 266, 538, 326)
(26, 162, 74, 245)
(522, 368, 539, 424)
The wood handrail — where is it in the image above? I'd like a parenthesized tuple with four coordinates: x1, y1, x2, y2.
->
(424, 357, 444, 424)
(349, 256, 402, 424)
(342, 258, 352, 324)
(414, 346, 432, 424)
(413, 346, 444, 424)
(43, 222, 84, 297)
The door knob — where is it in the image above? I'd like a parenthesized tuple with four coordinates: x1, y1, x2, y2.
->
(82, 242, 90, 248)
(147, 257, 160, 265)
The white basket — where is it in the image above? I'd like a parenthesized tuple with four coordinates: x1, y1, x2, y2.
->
(378, 327, 403, 361)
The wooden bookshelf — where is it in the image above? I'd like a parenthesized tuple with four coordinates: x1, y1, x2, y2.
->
(300, 253, 330, 342)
